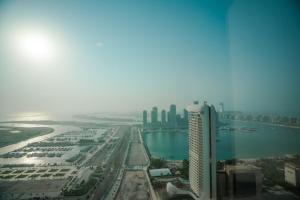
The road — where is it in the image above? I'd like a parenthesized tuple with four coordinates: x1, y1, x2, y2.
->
(113, 127, 155, 200)
(126, 127, 149, 169)
(90, 126, 131, 200)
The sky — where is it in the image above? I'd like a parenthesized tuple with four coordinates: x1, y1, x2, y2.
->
(0, 0, 299, 116)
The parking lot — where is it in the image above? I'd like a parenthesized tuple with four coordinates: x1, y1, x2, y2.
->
(0, 179, 68, 199)
(0, 166, 76, 181)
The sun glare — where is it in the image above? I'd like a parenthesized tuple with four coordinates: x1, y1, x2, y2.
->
(15, 30, 57, 64)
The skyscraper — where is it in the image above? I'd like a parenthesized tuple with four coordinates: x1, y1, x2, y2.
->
(183, 108, 189, 126)
(143, 110, 147, 127)
(151, 107, 158, 128)
(167, 111, 171, 127)
(187, 101, 217, 200)
(161, 109, 166, 127)
(169, 104, 177, 128)
(176, 114, 182, 127)
(219, 102, 224, 113)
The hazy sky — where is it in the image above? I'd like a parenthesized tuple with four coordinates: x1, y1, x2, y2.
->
(0, 0, 299, 115)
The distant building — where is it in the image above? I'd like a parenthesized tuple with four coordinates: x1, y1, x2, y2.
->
(151, 107, 158, 128)
(183, 108, 188, 126)
(285, 163, 300, 188)
(161, 109, 166, 127)
(219, 103, 224, 113)
(290, 117, 297, 125)
(151, 107, 158, 123)
(176, 114, 182, 127)
(187, 101, 217, 200)
(143, 110, 147, 127)
(169, 104, 177, 128)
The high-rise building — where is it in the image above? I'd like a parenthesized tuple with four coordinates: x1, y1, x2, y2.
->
(187, 101, 217, 200)
(219, 102, 224, 113)
(143, 110, 147, 127)
(151, 107, 158, 128)
(183, 108, 188, 126)
(169, 104, 177, 128)
(176, 114, 182, 127)
(167, 111, 171, 127)
(161, 110, 166, 127)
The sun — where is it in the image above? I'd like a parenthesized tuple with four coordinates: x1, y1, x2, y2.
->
(14, 30, 57, 64)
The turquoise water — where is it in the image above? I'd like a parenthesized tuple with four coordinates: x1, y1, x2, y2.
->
(143, 120, 300, 160)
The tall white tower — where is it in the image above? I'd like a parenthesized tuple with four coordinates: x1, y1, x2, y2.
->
(219, 102, 224, 113)
(187, 101, 217, 200)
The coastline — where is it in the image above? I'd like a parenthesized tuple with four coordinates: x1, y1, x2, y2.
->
(224, 119, 300, 129)
(0, 124, 80, 155)
(163, 154, 300, 165)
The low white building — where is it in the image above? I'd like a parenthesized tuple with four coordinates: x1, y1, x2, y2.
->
(149, 168, 171, 177)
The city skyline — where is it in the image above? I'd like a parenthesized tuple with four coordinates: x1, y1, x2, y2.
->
(143, 104, 189, 129)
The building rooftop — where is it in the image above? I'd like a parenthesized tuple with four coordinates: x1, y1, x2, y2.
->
(225, 164, 261, 173)
(186, 101, 202, 112)
(285, 162, 300, 170)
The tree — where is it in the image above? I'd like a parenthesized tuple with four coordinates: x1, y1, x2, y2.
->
(151, 158, 166, 168)
(181, 159, 189, 179)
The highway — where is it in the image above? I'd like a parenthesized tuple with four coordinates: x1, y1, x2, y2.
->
(113, 127, 156, 200)
(90, 126, 131, 200)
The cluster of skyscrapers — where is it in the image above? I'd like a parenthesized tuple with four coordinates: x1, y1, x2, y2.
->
(142, 101, 217, 198)
(143, 101, 263, 200)
(143, 101, 218, 199)
(143, 104, 188, 129)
